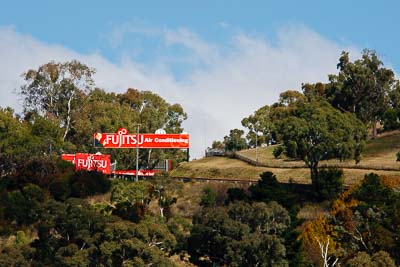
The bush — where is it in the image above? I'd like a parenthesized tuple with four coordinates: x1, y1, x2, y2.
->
(273, 146, 284, 158)
(286, 141, 298, 158)
(4, 184, 44, 225)
(5, 157, 57, 190)
(226, 188, 248, 204)
(345, 251, 396, 267)
(69, 171, 111, 198)
(396, 151, 400, 161)
(249, 172, 284, 202)
(113, 202, 146, 223)
(49, 177, 71, 201)
(3, 157, 74, 191)
(383, 108, 400, 131)
(110, 180, 154, 222)
(353, 173, 394, 206)
(200, 187, 216, 208)
(314, 168, 344, 201)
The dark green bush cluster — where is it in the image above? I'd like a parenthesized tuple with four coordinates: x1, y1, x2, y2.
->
(249, 172, 299, 210)
(69, 170, 111, 198)
(1, 184, 44, 226)
(383, 108, 400, 131)
(273, 145, 284, 158)
(189, 201, 291, 266)
(49, 170, 111, 200)
(314, 168, 344, 201)
(1, 157, 111, 201)
(200, 187, 217, 208)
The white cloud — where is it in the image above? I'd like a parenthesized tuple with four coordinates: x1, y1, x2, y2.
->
(0, 24, 359, 159)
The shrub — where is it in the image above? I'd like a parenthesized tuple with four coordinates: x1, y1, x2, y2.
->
(113, 202, 146, 223)
(314, 168, 344, 201)
(249, 172, 286, 203)
(49, 177, 71, 201)
(383, 108, 400, 131)
(110, 180, 154, 222)
(396, 151, 400, 161)
(200, 187, 216, 208)
(273, 146, 284, 158)
(226, 187, 248, 204)
(4, 184, 44, 225)
(286, 141, 298, 158)
(69, 171, 111, 198)
(353, 173, 394, 206)
(3, 157, 74, 191)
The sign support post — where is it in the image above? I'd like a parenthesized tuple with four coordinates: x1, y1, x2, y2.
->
(135, 124, 140, 182)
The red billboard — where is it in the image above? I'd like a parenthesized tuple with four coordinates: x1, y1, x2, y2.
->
(94, 128, 189, 149)
(75, 153, 111, 174)
(61, 154, 76, 164)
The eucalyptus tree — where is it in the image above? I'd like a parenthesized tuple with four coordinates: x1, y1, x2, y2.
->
(326, 50, 397, 137)
(20, 60, 95, 141)
(274, 100, 366, 187)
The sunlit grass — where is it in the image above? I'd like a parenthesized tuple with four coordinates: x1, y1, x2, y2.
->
(237, 131, 400, 170)
(171, 156, 400, 186)
(172, 131, 400, 185)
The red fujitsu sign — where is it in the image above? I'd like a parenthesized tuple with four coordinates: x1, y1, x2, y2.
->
(94, 128, 189, 149)
(75, 153, 111, 174)
(61, 153, 111, 174)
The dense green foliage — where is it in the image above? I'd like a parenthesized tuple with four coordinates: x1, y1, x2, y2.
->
(206, 49, 400, 266)
(325, 50, 397, 137)
(0, 60, 192, 266)
(188, 201, 291, 266)
(0, 161, 185, 265)
(2, 51, 400, 266)
(223, 128, 248, 152)
(2, 61, 188, 172)
(325, 173, 400, 265)
(313, 168, 344, 201)
(275, 100, 366, 187)
(199, 187, 217, 208)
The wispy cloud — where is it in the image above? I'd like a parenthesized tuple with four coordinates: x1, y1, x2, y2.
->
(217, 21, 230, 28)
(0, 24, 359, 158)
(106, 23, 220, 67)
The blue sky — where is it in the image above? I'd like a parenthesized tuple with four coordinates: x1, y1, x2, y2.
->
(0, 0, 399, 157)
(2, 1, 398, 64)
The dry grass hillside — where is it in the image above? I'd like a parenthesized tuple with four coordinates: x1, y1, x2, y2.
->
(237, 130, 400, 170)
(172, 131, 400, 186)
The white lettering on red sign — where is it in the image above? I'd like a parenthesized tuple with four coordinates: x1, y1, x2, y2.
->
(94, 128, 189, 149)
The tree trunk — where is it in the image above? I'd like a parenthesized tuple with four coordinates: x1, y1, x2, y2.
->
(310, 161, 319, 190)
(160, 207, 164, 219)
(63, 92, 75, 141)
(148, 149, 152, 167)
(372, 116, 378, 139)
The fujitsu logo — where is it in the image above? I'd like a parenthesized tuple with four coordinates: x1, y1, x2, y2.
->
(77, 155, 108, 169)
(101, 128, 144, 147)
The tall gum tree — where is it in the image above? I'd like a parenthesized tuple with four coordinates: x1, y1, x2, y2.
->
(20, 60, 95, 141)
(326, 50, 396, 138)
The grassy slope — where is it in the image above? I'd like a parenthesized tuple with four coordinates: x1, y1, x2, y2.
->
(237, 130, 400, 169)
(172, 131, 400, 185)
